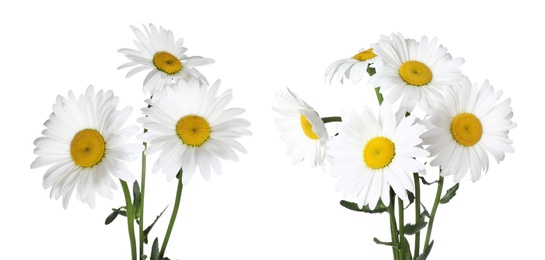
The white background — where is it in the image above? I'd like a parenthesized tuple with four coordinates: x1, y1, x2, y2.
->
(1, 0, 540, 259)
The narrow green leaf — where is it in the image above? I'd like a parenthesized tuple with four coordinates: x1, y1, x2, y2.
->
(143, 206, 169, 244)
(340, 200, 388, 214)
(420, 203, 430, 218)
(373, 237, 397, 247)
(440, 183, 460, 204)
(401, 235, 413, 260)
(404, 191, 415, 209)
(104, 210, 119, 225)
(419, 176, 438, 185)
(416, 240, 434, 260)
(105, 207, 126, 225)
(142, 255, 147, 260)
(133, 181, 141, 219)
(403, 220, 428, 235)
(150, 238, 159, 260)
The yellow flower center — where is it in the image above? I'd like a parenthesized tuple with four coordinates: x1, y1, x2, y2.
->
(300, 115, 320, 140)
(153, 51, 182, 75)
(450, 113, 482, 146)
(70, 129, 106, 168)
(176, 115, 211, 147)
(399, 61, 432, 86)
(352, 48, 377, 61)
(363, 137, 396, 169)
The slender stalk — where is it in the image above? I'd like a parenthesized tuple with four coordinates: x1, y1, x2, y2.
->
(413, 173, 421, 259)
(398, 198, 405, 259)
(159, 168, 184, 259)
(139, 136, 147, 260)
(374, 87, 384, 105)
(388, 189, 399, 260)
(120, 180, 137, 260)
(424, 176, 444, 249)
(321, 116, 342, 123)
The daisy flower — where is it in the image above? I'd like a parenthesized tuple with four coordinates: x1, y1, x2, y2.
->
(368, 33, 465, 112)
(30, 86, 142, 209)
(421, 77, 516, 183)
(138, 79, 251, 184)
(327, 101, 429, 209)
(325, 48, 378, 85)
(273, 88, 328, 168)
(118, 23, 215, 95)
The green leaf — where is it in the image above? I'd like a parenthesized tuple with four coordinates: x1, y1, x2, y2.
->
(419, 176, 438, 185)
(105, 207, 126, 225)
(143, 206, 169, 244)
(340, 200, 388, 214)
(133, 181, 141, 219)
(440, 183, 460, 204)
(420, 203, 430, 218)
(150, 238, 159, 260)
(373, 237, 397, 247)
(400, 235, 413, 260)
(403, 218, 428, 235)
(416, 240, 434, 260)
(404, 191, 415, 209)
(104, 210, 118, 225)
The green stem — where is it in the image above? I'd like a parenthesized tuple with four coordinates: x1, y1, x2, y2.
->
(424, 176, 444, 250)
(321, 116, 342, 123)
(159, 168, 184, 259)
(388, 189, 399, 260)
(398, 198, 405, 259)
(120, 180, 137, 260)
(139, 137, 147, 260)
(413, 173, 421, 259)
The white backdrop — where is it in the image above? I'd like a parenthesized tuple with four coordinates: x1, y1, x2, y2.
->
(1, 1, 539, 259)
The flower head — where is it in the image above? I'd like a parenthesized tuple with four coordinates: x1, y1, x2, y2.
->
(31, 86, 142, 208)
(273, 88, 329, 168)
(118, 24, 214, 95)
(369, 33, 464, 112)
(327, 101, 429, 209)
(421, 77, 516, 183)
(325, 48, 378, 85)
(138, 79, 251, 183)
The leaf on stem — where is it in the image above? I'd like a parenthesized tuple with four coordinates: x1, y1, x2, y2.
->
(373, 237, 397, 247)
(416, 240, 434, 260)
(143, 206, 169, 244)
(403, 216, 428, 235)
(104, 207, 126, 225)
(133, 181, 141, 220)
(440, 183, 460, 204)
(340, 200, 388, 214)
(419, 176, 438, 185)
(150, 237, 160, 260)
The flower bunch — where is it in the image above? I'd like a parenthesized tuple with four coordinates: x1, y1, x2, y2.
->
(31, 24, 250, 260)
(275, 32, 515, 259)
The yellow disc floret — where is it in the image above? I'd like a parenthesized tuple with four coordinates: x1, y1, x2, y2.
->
(300, 115, 320, 140)
(176, 115, 211, 147)
(363, 136, 396, 169)
(70, 129, 106, 168)
(399, 61, 432, 86)
(450, 113, 483, 146)
(153, 51, 182, 75)
(353, 48, 377, 62)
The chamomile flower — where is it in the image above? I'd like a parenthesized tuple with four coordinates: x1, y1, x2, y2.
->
(273, 88, 328, 168)
(30, 86, 142, 209)
(369, 33, 465, 112)
(327, 101, 429, 209)
(325, 48, 378, 85)
(138, 79, 251, 183)
(118, 23, 214, 95)
(421, 78, 516, 183)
